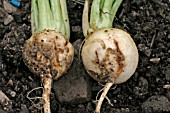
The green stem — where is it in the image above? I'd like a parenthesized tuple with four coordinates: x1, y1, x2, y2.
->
(50, 0, 64, 34)
(38, 0, 56, 31)
(110, 0, 123, 24)
(90, 0, 100, 30)
(90, 0, 123, 30)
(82, 0, 90, 36)
(99, 0, 116, 28)
(31, 0, 70, 40)
(60, 0, 70, 40)
(31, 0, 39, 34)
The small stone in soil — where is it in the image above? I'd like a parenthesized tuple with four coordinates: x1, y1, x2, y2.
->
(0, 91, 12, 111)
(163, 84, 170, 89)
(149, 58, 160, 63)
(167, 58, 170, 63)
(0, 7, 13, 25)
(10, 91, 16, 97)
(168, 34, 170, 39)
(3, 0, 17, 13)
(141, 95, 170, 113)
(7, 79, 13, 86)
(53, 63, 92, 104)
(4, 14, 13, 25)
(53, 39, 92, 104)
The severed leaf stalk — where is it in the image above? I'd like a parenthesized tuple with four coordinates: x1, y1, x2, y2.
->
(23, 0, 74, 113)
(82, 0, 138, 113)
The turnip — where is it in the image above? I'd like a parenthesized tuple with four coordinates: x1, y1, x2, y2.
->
(22, 0, 74, 113)
(81, 0, 139, 113)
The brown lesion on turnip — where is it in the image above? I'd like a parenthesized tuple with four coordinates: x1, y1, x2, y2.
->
(113, 39, 125, 78)
(23, 30, 74, 79)
(88, 39, 125, 82)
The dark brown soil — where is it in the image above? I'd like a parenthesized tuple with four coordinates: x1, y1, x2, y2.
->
(0, 0, 170, 113)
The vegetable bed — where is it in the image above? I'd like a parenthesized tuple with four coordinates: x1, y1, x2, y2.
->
(0, 0, 170, 113)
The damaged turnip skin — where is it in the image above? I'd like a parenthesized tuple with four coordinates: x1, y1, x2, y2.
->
(82, 0, 138, 112)
(22, 0, 74, 113)
(22, 30, 74, 113)
(82, 28, 138, 113)
(23, 30, 74, 79)
(82, 28, 138, 84)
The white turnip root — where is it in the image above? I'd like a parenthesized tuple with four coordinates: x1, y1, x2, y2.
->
(81, 28, 138, 113)
(22, 0, 74, 113)
(81, 0, 139, 113)
(23, 30, 74, 113)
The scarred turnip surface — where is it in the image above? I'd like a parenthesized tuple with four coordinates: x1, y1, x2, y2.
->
(82, 28, 138, 84)
(23, 30, 74, 79)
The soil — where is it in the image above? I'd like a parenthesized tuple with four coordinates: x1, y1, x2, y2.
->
(0, 0, 170, 113)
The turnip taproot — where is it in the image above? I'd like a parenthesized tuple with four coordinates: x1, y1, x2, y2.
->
(22, 0, 74, 113)
(81, 0, 139, 113)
